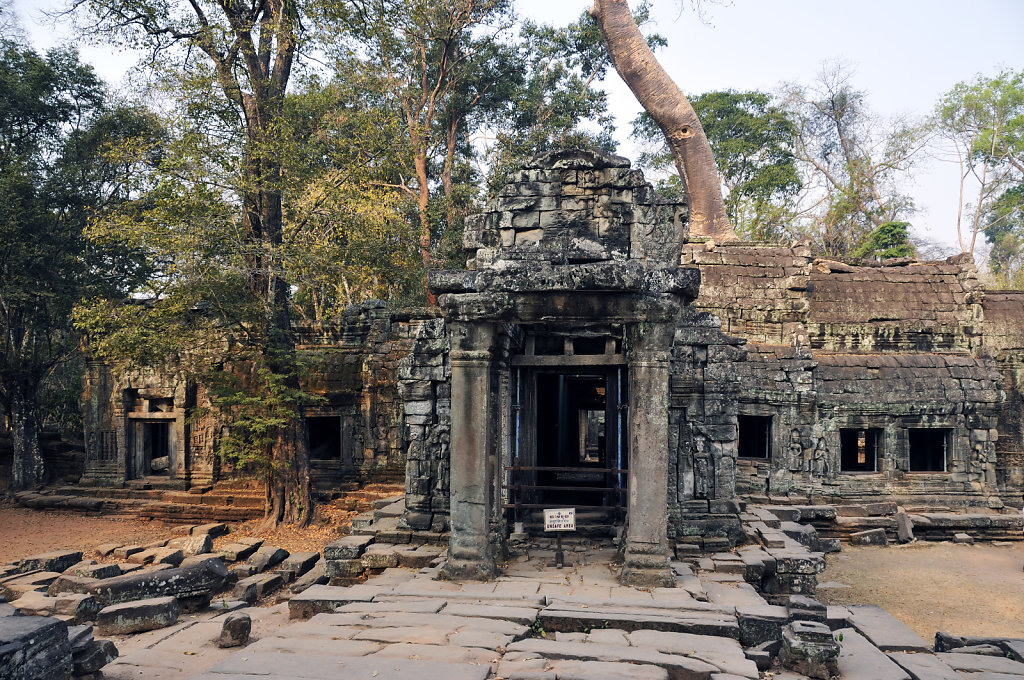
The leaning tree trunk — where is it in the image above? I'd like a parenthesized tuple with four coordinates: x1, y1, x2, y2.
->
(9, 385, 45, 490)
(590, 0, 735, 241)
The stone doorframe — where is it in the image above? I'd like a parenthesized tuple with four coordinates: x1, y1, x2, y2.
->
(434, 289, 692, 588)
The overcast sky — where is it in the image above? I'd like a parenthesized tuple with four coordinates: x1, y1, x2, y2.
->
(11, 0, 1024, 252)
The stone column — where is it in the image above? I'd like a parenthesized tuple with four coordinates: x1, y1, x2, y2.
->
(621, 323, 675, 588)
(441, 321, 497, 581)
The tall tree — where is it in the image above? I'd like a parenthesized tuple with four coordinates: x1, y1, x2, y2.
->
(0, 39, 149, 489)
(70, 0, 314, 525)
(934, 68, 1024, 256)
(589, 0, 734, 241)
(780, 64, 926, 257)
(632, 90, 802, 241)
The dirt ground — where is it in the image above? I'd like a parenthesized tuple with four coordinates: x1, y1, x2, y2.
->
(0, 502, 355, 565)
(818, 540, 1024, 640)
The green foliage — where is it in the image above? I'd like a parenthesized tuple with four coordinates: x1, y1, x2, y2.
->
(852, 221, 916, 260)
(935, 68, 1024, 259)
(985, 185, 1024, 286)
(632, 90, 801, 240)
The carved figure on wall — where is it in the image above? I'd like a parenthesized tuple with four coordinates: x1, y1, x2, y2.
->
(787, 429, 803, 472)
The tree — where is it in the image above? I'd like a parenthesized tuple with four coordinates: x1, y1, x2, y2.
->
(632, 90, 802, 241)
(934, 68, 1024, 256)
(589, 0, 734, 241)
(984, 185, 1024, 286)
(0, 39, 149, 489)
(780, 64, 926, 257)
(851, 221, 915, 260)
(69, 0, 318, 525)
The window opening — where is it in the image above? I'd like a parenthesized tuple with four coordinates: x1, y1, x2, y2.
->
(840, 428, 882, 472)
(146, 422, 170, 475)
(908, 428, 951, 472)
(737, 415, 772, 459)
(307, 416, 342, 460)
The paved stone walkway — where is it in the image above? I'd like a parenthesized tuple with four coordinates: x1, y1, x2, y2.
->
(94, 537, 1024, 680)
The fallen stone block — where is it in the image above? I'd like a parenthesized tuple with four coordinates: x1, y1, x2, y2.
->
(933, 631, 1024, 652)
(88, 557, 228, 605)
(895, 512, 915, 543)
(835, 628, 909, 680)
(17, 550, 83, 575)
(72, 638, 118, 675)
(167, 533, 213, 556)
(763, 506, 802, 522)
(849, 528, 888, 546)
(324, 535, 375, 560)
(193, 522, 229, 538)
(788, 595, 827, 624)
(779, 621, 839, 679)
(170, 525, 195, 536)
(953, 532, 974, 544)
(65, 561, 121, 580)
(12, 591, 100, 624)
(112, 545, 144, 560)
(132, 547, 184, 567)
(217, 610, 251, 648)
(290, 558, 327, 594)
(628, 629, 759, 677)
(0, 614, 72, 680)
(96, 596, 179, 635)
(0, 571, 61, 601)
(47, 574, 98, 597)
(234, 573, 283, 603)
(819, 538, 842, 553)
(280, 552, 319, 578)
(247, 546, 289, 573)
(218, 541, 262, 563)
(936, 650, 1024, 675)
(737, 604, 788, 647)
(94, 543, 121, 558)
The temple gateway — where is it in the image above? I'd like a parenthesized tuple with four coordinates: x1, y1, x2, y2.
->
(75, 150, 1023, 585)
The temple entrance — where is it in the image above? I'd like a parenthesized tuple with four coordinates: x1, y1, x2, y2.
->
(505, 360, 628, 536)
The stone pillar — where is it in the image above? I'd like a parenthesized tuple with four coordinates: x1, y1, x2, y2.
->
(621, 323, 675, 588)
(441, 322, 497, 581)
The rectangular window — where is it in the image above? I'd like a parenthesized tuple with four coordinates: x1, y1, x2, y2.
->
(908, 428, 952, 472)
(737, 415, 772, 459)
(840, 428, 882, 472)
(307, 416, 341, 461)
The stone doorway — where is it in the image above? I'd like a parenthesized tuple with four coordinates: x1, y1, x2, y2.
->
(506, 363, 628, 536)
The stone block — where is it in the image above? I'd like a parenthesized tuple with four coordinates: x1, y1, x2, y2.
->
(18, 551, 83, 574)
(88, 557, 228, 606)
(290, 559, 327, 594)
(736, 604, 788, 647)
(325, 559, 364, 579)
(0, 571, 61, 600)
(96, 596, 179, 635)
(834, 628, 910, 680)
(112, 545, 143, 560)
(779, 621, 839, 679)
(361, 544, 398, 569)
(167, 533, 213, 556)
(953, 532, 974, 544)
(895, 512, 915, 543)
(65, 561, 121, 580)
(323, 535, 374, 560)
(849, 528, 888, 546)
(847, 605, 930, 652)
(233, 573, 283, 604)
(246, 546, 289, 573)
(72, 638, 118, 675)
(46, 574, 98, 597)
(218, 542, 261, 562)
(279, 552, 319, 578)
(864, 502, 898, 516)
(217, 610, 251, 648)
(0, 614, 72, 680)
(12, 591, 100, 624)
(193, 522, 229, 538)
(95, 543, 121, 557)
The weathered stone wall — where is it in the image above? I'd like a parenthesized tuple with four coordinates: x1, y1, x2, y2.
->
(691, 242, 1015, 506)
(980, 290, 1024, 493)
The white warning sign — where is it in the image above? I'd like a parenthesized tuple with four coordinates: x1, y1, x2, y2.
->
(543, 507, 576, 532)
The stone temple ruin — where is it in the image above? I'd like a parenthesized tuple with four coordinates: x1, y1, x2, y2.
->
(17, 149, 1021, 585)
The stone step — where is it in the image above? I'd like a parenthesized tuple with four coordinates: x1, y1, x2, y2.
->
(846, 605, 930, 652)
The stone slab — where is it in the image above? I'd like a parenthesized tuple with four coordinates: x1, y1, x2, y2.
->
(88, 557, 228, 606)
(96, 596, 180, 635)
(0, 614, 72, 680)
(18, 550, 83, 574)
(936, 651, 1024, 674)
(539, 606, 739, 638)
(628, 629, 759, 678)
(323, 535, 375, 561)
(887, 651, 960, 680)
(506, 638, 719, 678)
(440, 602, 539, 625)
(200, 651, 492, 680)
(287, 584, 377, 619)
(835, 628, 910, 680)
(847, 605, 930, 652)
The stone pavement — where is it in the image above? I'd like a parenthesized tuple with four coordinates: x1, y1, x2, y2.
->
(88, 536, 1024, 680)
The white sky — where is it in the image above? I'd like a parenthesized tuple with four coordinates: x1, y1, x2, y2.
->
(11, 0, 1024, 252)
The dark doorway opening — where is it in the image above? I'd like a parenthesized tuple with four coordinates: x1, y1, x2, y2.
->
(840, 428, 882, 472)
(737, 415, 772, 459)
(506, 366, 627, 532)
(908, 428, 951, 471)
(307, 416, 341, 460)
(145, 421, 170, 475)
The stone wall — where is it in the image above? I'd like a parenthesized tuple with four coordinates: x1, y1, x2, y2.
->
(690, 241, 1016, 506)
